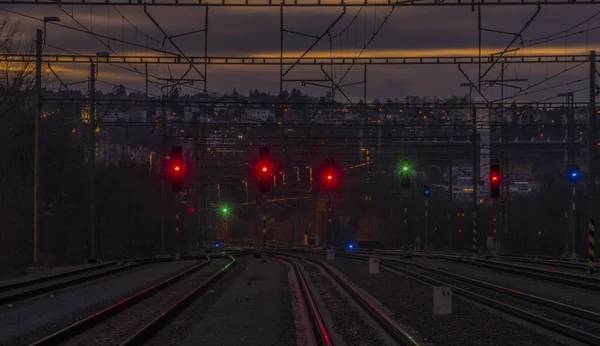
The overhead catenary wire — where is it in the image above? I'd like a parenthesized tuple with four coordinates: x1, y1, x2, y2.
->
(523, 10, 600, 47)
(0, 8, 177, 56)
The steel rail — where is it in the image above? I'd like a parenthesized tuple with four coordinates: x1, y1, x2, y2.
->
(341, 253, 600, 346)
(119, 255, 237, 345)
(0, 261, 116, 293)
(273, 252, 420, 345)
(0, 258, 165, 305)
(276, 255, 332, 346)
(29, 256, 213, 346)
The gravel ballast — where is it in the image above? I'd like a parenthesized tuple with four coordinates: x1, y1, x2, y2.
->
(0, 260, 198, 345)
(496, 259, 591, 275)
(144, 258, 247, 346)
(396, 262, 600, 338)
(408, 257, 600, 313)
(302, 262, 393, 346)
(0, 263, 111, 287)
(325, 256, 570, 346)
(62, 259, 230, 346)
(179, 256, 296, 346)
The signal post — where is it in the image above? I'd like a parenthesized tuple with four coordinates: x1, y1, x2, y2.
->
(255, 146, 272, 252)
(317, 158, 341, 248)
(490, 159, 501, 256)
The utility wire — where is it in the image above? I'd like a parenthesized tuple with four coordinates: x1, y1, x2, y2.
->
(0, 8, 176, 56)
(111, 5, 162, 46)
(96, 79, 160, 97)
(57, 5, 165, 92)
(43, 42, 168, 90)
(523, 10, 600, 46)
(494, 60, 587, 102)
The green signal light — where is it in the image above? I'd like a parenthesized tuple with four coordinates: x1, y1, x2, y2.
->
(402, 166, 409, 172)
(218, 204, 232, 218)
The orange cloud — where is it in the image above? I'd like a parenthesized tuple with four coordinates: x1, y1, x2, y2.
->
(251, 46, 600, 58)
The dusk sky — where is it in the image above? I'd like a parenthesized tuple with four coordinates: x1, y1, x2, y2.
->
(3, 4, 599, 102)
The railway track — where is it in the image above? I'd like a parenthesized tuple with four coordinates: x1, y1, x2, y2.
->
(28, 255, 237, 346)
(345, 253, 600, 345)
(275, 253, 419, 346)
(343, 249, 600, 290)
(441, 255, 600, 290)
(414, 251, 592, 272)
(0, 258, 164, 305)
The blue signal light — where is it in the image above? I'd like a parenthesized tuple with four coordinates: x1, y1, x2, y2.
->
(568, 164, 580, 182)
(347, 242, 355, 250)
(215, 242, 220, 249)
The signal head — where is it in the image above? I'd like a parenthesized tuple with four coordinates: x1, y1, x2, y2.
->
(568, 164, 580, 181)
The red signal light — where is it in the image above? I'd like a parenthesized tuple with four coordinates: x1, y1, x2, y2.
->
(174, 165, 181, 172)
(262, 166, 268, 173)
(327, 175, 332, 180)
(490, 174, 500, 184)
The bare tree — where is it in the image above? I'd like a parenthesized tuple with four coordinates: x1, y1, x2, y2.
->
(0, 16, 36, 119)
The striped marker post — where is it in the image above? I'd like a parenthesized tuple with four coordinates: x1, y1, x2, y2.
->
(472, 213, 478, 256)
(589, 219, 595, 275)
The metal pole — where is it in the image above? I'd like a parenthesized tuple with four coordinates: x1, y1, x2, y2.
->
(572, 186, 577, 260)
(294, 199, 298, 245)
(144, 62, 148, 100)
(504, 153, 510, 253)
(589, 50, 596, 273)
(364, 64, 367, 103)
(160, 96, 167, 254)
(204, 5, 208, 91)
(200, 122, 205, 250)
(33, 29, 42, 266)
(262, 197, 267, 250)
(448, 160, 453, 249)
(501, 64, 506, 252)
(424, 198, 428, 250)
(472, 103, 478, 256)
(328, 192, 332, 248)
(190, 110, 198, 255)
(279, 6, 283, 93)
(404, 193, 408, 249)
(477, 5, 482, 90)
(493, 200, 497, 256)
(204, 197, 209, 249)
(88, 62, 97, 261)
(389, 208, 394, 249)
(175, 212, 180, 259)
(568, 92, 575, 259)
